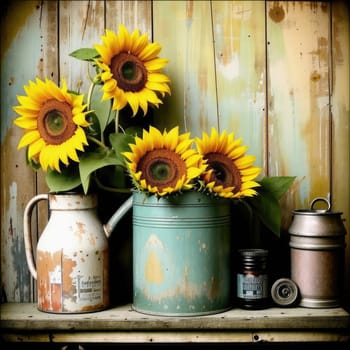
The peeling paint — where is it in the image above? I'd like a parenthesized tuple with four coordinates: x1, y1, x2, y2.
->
(145, 251, 163, 284)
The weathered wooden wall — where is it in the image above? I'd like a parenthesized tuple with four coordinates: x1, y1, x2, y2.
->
(1, 0, 349, 307)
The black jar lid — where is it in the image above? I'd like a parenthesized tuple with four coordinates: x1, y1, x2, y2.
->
(238, 249, 268, 257)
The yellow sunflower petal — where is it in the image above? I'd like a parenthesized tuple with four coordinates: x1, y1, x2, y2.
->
(228, 145, 249, 159)
(138, 42, 162, 61)
(13, 116, 37, 129)
(234, 155, 256, 169)
(16, 96, 40, 111)
(17, 130, 41, 148)
(130, 32, 149, 55)
(27, 138, 45, 159)
(144, 58, 169, 71)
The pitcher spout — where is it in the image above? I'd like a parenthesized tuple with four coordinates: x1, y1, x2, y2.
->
(104, 195, 133, 238)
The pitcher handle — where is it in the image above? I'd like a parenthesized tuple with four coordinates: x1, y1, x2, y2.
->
(103, 195, 133, 238)
(23, 194, 48, 280)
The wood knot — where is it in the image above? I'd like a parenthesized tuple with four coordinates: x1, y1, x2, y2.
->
(269, 5, 285, 23)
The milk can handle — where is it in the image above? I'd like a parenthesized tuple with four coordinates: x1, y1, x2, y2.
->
(310, 197, 331, 211)
(23, 193, 49, 280)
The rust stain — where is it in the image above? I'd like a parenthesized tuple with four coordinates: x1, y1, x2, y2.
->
(145, 251, 163, 284)
(186, 1, 193, 20)
(75, 221, 86, 238)
(88, 234, 96, 246)
(209, 276, 220, 300)
(184, 265, 191, 299)
(103, 249, 110, 306)
(37, 250, 63, 312)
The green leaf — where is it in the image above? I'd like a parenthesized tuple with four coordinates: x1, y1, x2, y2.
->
(258, 176, 296, 200)
(125, 126, 144, 138)
(85, 112, 101, 137)
(69, 48, 99, 61)
(46, 166, 82, 193)
(90, 86, 113, 135)
(247, 191, 282, 237)
(79, 148, 124, 194)
(246, 176, 295, 236)
(109, 132, 135, 162)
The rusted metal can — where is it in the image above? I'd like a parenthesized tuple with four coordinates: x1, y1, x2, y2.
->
(289, 197, 347, 308)
(23, 192, 109, 313)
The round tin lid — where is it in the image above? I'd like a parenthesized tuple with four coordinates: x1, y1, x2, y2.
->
(271, 278, 299, 307)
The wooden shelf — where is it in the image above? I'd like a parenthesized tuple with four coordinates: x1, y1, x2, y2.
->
(1, 303, 349, 343)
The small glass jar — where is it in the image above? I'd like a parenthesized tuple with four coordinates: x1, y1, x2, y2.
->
(236, 249, 269, 309)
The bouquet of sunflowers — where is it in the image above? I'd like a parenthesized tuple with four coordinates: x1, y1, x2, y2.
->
(13, 24, 294, 238)
(13, 24, 171, 194)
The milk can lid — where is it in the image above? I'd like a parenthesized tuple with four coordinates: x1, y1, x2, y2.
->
(292, 197, 343, 216)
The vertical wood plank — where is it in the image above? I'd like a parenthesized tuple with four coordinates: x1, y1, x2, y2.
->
(331, 0, 350, 305)
(58, 0, 105, 93)
(153, 0, 218, 136)
(106, 0, 152, 36)
(29, 0, 59, 303)
(212, 0, 266, 168)
(266, 1, 331, 221)
(0, 1, 43, 302)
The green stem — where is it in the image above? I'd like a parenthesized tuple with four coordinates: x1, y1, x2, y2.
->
(87, 81, 96, 111)
(87, 135, 108, 149)
(114, 109, 119, 133)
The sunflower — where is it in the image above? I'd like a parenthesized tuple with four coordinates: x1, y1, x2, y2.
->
(123, 126, 206, 196)
(13, 77, 91, 172)
(195, 128, 261, 198)
(94, 24, 171, 116)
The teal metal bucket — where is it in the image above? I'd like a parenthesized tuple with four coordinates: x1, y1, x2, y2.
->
(132, 191, 232, 316)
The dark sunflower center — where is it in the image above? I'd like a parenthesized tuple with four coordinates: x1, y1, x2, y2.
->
(137, 148, 187, 191)
(205, 152, 242, 193)
(110, 52, 148, 92)
(37, 99, 76, 145)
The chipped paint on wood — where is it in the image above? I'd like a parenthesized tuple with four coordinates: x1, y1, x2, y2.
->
(1, 1, 42, 303)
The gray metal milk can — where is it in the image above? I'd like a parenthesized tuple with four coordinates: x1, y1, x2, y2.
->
(289, 197, 347, 308)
